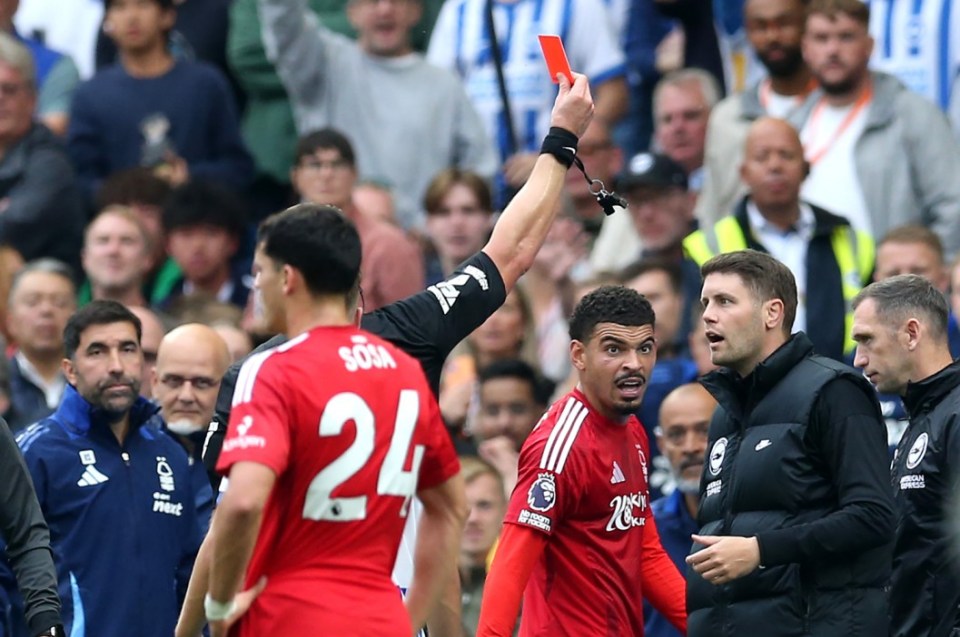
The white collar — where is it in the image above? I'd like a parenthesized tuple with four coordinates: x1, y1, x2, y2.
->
(746, 200, 816, 239)
(15, 350, 66, 409)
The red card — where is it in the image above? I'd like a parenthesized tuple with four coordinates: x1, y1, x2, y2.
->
(538, 34, 574, 84)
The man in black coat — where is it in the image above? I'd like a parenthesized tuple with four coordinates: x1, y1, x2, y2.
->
(852, 274, 960, 637)
(685, 249, 894, 637)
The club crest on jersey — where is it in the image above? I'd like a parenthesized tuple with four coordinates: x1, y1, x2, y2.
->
(156, 456, 175, 492)
(906, 433, 928, 470)
(709, 437, 727, 476)
(527, 473, 556, 512)
(636, 444, 648, 482)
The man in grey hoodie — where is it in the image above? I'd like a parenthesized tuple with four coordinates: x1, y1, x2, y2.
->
(798, 0, 960, 256)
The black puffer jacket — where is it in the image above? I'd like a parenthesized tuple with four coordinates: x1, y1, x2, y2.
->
(688, 333, 895, 637)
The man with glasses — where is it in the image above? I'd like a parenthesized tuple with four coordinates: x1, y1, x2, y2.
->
(290, 128, 423, 310)
(258, 0, 495, 231)
(645, 383, 715, 637)
(153, 323, 232, 534)
(0, 32, 83, 271)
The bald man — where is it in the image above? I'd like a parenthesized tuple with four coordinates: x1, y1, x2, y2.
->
(684, 117, 874, 361)
(152, 324, 230, 533)
(130, 305, 167, 399)
(646, 384, 716, 637)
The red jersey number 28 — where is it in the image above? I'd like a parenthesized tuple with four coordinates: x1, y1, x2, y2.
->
(303, 390, 425, 522)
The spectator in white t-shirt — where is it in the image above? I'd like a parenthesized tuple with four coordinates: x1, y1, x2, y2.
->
(798, 0, 960, 255)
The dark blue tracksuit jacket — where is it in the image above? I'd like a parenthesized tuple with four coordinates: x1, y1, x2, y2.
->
(1, 386, 204, 637)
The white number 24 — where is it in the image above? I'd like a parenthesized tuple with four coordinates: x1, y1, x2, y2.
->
(302, 390, 425, 522)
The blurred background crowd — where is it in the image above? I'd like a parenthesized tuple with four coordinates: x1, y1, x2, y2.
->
(0, 0, 959, 634)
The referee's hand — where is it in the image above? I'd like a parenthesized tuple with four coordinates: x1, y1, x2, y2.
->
(550, 72, 594, 139)
(209, 577, 268, 637)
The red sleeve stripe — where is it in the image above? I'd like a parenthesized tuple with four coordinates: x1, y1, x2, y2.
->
(232, 349, 277, 407)
(540, 398, 587, 473)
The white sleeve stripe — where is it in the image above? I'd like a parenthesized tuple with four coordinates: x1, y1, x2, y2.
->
(545, 402, 583, 472)
(554, 407, 588, 474)
(540, 397, 576, 469)
(232, 350, 275, 407)
(542, 399, 584, 472)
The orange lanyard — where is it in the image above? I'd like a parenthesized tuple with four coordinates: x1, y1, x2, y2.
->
(758, 77, 818, 112)
(803, 83, 873, 166)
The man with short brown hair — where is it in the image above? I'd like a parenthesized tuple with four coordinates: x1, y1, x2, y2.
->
(686, 249, 893, 637)
(799, 0, 960, 253)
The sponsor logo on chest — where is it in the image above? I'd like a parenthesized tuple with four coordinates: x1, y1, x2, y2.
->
(604, 446, 651, 532)
(898, 433, 929, 491)
(606, 491, 648, 532)
(223, 415, 267, 452)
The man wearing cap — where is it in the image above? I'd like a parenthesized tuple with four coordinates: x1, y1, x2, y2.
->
(683, 117, 874, 362)
(591, 70, 715, 273)
(613, 150, 702, 341)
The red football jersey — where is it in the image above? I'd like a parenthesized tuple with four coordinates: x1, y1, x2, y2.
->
(217, 325, 460, 636)
(504, 388, 683, 636)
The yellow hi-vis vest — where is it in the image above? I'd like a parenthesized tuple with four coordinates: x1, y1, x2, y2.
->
(683, 216, 874, 354)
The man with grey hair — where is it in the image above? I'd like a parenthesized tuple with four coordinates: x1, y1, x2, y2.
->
(851, 274, 960, 637)
(4, 258, 75, 430)
(0, 32, 83, 271)
(0, 0, 80, 135)
(591, 68, 718, 273)
(651, 68, 720, 190)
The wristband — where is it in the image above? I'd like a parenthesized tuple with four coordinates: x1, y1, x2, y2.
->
(204, 594, 237, 621)
(539, 126, 579, 168)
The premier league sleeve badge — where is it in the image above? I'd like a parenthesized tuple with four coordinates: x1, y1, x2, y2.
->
(527, 473, 557, 512)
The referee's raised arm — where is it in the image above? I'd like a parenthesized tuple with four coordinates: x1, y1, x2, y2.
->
(481, 71, 595, 292)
